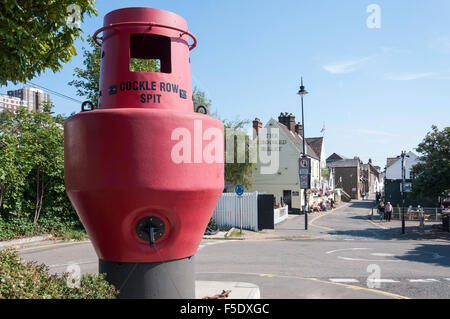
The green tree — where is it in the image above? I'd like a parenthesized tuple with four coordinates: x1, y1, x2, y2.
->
(69, 37, 160, 107)
(0, 105, 81, 240)
(224, 119, 255, 190)
(193, 86, 212, 113)
(411, 125, 450, 203)
(0, 111, 27, 209)
(0, 0, 97, 85)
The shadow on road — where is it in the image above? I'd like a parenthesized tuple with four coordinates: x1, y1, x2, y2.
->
(395, 243, 450, 267)
(329, 224, 450, 242)
(348, 201, 376, 209)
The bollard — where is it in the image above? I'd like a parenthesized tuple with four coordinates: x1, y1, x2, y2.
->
(64, 7, 224, 298)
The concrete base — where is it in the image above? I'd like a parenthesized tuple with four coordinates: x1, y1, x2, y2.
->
(99, 256, 195, 299)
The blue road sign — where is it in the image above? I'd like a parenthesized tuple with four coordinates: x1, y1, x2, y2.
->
(235, 184, 244, 196)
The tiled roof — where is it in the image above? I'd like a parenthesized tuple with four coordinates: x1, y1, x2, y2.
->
(326, 158, 360, 168)
(327, 153, 348, 162)
(386, 157, 399, 168)
(273, 121, 319, 159)
(306, 137, 323, 158)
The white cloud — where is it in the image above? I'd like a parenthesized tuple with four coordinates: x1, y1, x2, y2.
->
(322, 56, 373, 74)
(384, 72, 438, 81)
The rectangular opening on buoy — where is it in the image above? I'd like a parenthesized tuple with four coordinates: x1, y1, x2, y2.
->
(130, 34, 171, 73)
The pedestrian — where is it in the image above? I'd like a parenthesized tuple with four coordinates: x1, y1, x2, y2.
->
(378, 201, 385, 222)
(385, 202, 393, 222)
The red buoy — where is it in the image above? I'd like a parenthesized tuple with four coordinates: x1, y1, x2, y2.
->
(64, 7, 224, 298)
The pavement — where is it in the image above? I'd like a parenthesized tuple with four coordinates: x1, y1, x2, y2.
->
(4, 198, 450, 299)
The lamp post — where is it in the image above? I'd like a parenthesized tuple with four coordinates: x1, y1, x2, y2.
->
(399, 151, 409, 234)
(297, 77, 309, 230)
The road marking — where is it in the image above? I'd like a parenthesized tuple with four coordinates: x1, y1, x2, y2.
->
(371, 253, 395, 257)
(367, 279, 400, 283)
(338, 256, 402, 262)
(197, 240, 227, 251)
(307, 204, 352, 231)
(309, 214, 334, 231)
(408, 279, 440, 283)
(329, 278, 359, 283)
(367, 218, 389, 229)
(326, 247, 371, 254)
(196, 271, 410, 299)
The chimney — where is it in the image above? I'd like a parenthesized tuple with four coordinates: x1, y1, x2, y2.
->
(278, 112, 288, 128)
(278, 112, 296, 132)
(295, 122, 303, 136)
(287, 113, 295, 132)
(252, 118, 262, 139)
(369, 158, 372, 164)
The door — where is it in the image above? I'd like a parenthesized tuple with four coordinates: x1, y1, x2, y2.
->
(257, 194, 275, 230)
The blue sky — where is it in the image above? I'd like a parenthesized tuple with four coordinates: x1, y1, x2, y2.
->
(2, 0, 450, 168)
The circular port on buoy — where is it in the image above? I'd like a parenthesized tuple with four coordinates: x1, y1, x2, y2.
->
(136, 216, 165, 243)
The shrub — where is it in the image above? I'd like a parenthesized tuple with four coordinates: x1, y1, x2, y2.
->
(208, 217, 217, 230)
(0, 249, 118, 299)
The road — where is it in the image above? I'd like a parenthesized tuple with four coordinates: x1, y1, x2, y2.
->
(18, 200, 450, 299)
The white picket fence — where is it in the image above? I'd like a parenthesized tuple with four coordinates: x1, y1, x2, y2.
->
(212, 192, 259, 231)
(274, 206, 288, 225)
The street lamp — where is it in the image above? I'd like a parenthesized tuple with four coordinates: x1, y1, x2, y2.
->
(399, 151, 410, 234)
(297, 77, 309, 230)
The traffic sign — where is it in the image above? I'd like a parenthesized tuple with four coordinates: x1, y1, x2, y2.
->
(235, 184, 244, 196)
(299, 157, 309, 169)
(299, 156, 310, 189)
(299, 168, 309, 175)
(300, 175, 309, 189)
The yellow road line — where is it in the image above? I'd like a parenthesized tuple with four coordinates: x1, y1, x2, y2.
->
(367, 218, 389, 230)
(197, 271, 411, 299)
(309, 202, 352, 231)
(310, 278, 410, 299)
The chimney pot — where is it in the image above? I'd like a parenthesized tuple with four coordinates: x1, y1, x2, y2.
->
(295, 122, 303, 136)
(252, 118, 262, 139)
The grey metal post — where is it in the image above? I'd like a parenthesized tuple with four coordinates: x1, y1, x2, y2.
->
(99, 256, 195, 299)
(240, 195, 243, 234)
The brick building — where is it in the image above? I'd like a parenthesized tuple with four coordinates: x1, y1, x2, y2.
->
(326, 154, 364, 200)
(362, 159, 383, 194)
(1, 87, 50, 113)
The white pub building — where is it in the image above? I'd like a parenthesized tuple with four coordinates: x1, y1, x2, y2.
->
(250, 113, 330, 213)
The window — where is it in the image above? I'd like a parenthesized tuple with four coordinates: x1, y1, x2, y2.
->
(130, 33, 171, 73)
